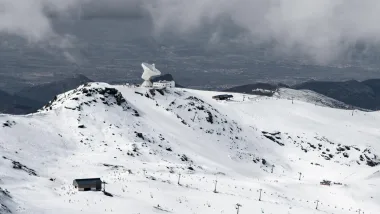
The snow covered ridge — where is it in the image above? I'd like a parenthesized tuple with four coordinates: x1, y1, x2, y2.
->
(275, 88, 355, 110)
(1, 82, 380, 214)
(40, 83, 139, 116)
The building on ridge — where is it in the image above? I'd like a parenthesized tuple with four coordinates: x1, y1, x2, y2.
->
(153, 80, 175, 88)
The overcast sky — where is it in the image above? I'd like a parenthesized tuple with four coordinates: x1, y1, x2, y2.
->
(2, 0, 380, 64)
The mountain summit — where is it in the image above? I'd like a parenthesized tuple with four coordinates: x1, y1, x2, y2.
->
(1, 83, 379, 214)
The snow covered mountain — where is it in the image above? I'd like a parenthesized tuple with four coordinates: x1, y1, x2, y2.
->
(1, 82, 380, 214)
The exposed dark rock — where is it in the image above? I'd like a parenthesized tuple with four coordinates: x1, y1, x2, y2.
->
(3, 156, 37, 176)
(135, 91, 144, 96)
(2, 121, 16, 128)
(156, 89, 165, 96)
(337, 147, 345, 152)
(0, 187, 11, 199)
(180, 154, 189, 162)
(205, 111, 213, 124)
(367, 160, 380, 167)
(103, 191, 113, 197)
(149, 89, 156, 96)
(262, 131, 284, 146)
(262, 159, 267, 165)
(308, 143, 316, 149)
(146, 176, 157, 181)
(186, 96, 205, 103)
(135, 132, 144, 140)
(103, 163, 126, 170)
(264, 135, 276, 142)
(0, 204, 12, 214)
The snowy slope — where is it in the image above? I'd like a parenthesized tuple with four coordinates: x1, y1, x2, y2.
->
(275, 88, 354, 110)
(1, 82, 380, 214)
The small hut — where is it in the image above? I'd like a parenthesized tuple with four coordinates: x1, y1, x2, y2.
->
(212, 94, 233, 100)
(73, 178, 102, 191)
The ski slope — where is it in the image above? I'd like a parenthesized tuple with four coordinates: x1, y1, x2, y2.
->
(1, 82, 379, 214)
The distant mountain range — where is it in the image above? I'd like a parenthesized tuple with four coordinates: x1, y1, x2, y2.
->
(1, 74, 379, 115)
(0, 90, 41, 114)
(223, 83, 289, 96)
(293, 79, 380, 110)
(0, 74, 92, 115)
(224, 79, 380, 111)
(15, 74, 92, 104)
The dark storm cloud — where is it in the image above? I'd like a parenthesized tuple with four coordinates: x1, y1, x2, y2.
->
(146, 0, 380, 64)
(80, 0, 145, 19)
(2, 0, 380, 64)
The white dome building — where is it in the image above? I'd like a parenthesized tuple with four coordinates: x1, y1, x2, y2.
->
(141, 62, 161, 87)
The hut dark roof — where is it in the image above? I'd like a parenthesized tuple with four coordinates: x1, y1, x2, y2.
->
(212, 94, 233, 99)
(73, 178, 101, 185)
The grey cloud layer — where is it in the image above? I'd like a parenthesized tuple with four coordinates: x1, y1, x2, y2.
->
(148, 0, 380, 63)
(2, 0, 380, 63)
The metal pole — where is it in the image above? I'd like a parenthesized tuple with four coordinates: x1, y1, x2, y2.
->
(316, 200, 319, 210)
(213, 179, 218, 193)
(178, 173, 181, 185)
(271, 165, 274, 173)
(299, 172, 302, 181)
(259, 189, 262, 201)
(192, 112, 197, 122)
(235, 204, 242, 214)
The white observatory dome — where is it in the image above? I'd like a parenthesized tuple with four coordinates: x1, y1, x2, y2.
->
(141, 62, 161, 87)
